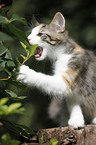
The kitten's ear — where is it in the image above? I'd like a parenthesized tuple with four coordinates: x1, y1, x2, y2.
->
(32, 15, 39, 26)
(50, 12, 65, 32)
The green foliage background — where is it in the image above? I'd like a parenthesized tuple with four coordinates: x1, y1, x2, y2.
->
(0, 0, 96, 144)
(0, 1, 38, 144)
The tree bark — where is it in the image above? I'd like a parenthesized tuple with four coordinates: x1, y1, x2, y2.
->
(37, 125, 96, 145)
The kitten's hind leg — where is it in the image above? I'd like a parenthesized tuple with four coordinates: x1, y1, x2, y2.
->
(68, 105, 85, 129)
(92, 117, 96, 124)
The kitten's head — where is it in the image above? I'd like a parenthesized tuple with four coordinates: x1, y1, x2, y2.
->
(28, 12, 67, 61)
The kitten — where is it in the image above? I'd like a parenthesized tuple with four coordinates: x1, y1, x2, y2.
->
(17, 12, 96, 128)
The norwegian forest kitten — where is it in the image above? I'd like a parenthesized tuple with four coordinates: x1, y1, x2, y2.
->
(17, 12, 96, 128)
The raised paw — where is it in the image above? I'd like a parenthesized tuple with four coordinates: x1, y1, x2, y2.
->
(17, 65, 30, 83)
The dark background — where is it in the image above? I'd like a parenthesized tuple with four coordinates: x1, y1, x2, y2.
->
(1, 0, 96, 130)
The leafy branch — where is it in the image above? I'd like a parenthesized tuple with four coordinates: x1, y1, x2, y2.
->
(0, 4, 38, 144)
(0, 97, 25, 116)
(20, 41, 38, 65)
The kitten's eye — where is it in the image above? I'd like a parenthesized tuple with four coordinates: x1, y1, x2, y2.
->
(37, 33, 43, 36)
(41, 35, 48, 40)
(37, 33, 48, 40)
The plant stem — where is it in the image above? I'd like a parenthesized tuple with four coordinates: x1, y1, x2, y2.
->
(21, 51, 29, 65)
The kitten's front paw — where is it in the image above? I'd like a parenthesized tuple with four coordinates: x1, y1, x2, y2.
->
(17, 65, 30, 83)
(68, 117, 84, 129)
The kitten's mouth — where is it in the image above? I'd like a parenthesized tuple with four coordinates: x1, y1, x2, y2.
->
(35, 46, 43, 58)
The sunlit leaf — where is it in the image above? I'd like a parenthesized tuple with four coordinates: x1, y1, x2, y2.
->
(1, 133, 20, 145)
(1, 133, 11, 145)
(8, 103, 22, 113)
(10, 107, 25, 114)
(49, 139, 58, 145)
(20, 41, 27, 49)
(20, 41, 29, 52)
(0, 97, 9, 106)
(20, 54, 27, 60)
(0, 105, 9, 115)
(29, 44, 38, 57)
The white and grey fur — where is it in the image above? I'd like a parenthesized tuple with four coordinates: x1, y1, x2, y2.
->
(17, 12, 96, 128)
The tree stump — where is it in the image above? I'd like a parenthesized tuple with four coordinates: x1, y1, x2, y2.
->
(37, 125, 96, 145)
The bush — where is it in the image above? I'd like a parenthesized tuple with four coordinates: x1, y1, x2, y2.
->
(0, 1, 37, 144)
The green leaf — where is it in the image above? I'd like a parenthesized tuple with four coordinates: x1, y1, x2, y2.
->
(4, 85, 27, 100)
(7, 23, 28, 43)
(0, 63, 4, 71)
(9, 14, 27, 25)
(0, 14, 26, 26)
(0, 105, 9, 115)
(29, 44, 38, 57)
(14, 124, 32, 139)
(8, 79, 27, 90)
(0, 16, 9, 24)
(1, 133, 11, 145)
(15, 96, 27, 100)
(0, 58, 12, 62)
(6, 49, 12, 59)
(7, 60, 15, 67)
(20, 41, 27, 49)
(20, 41, 29, 52)
(6, 50, 15, 67)
(8, 103, 22, 113)
(49, 139, 58, 145)
(1, 133, 20, 145)
(0, 97, 9, 106)
(16, 124, 36, 136)
(0, 42, 8, 56)
(5, 90, 18, 98)
(0, 32, 13, 41)
(1, 120, 32, 139)
(10, 107, 25, 114)
(16, 57, 22, 66)
(20, 54, 27, 60)
(11, 140, 20, 145)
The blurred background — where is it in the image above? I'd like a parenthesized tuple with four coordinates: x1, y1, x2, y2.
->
(1, 0, 96, 130)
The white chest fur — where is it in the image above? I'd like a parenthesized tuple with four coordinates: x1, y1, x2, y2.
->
(54, 54, 72, 76)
